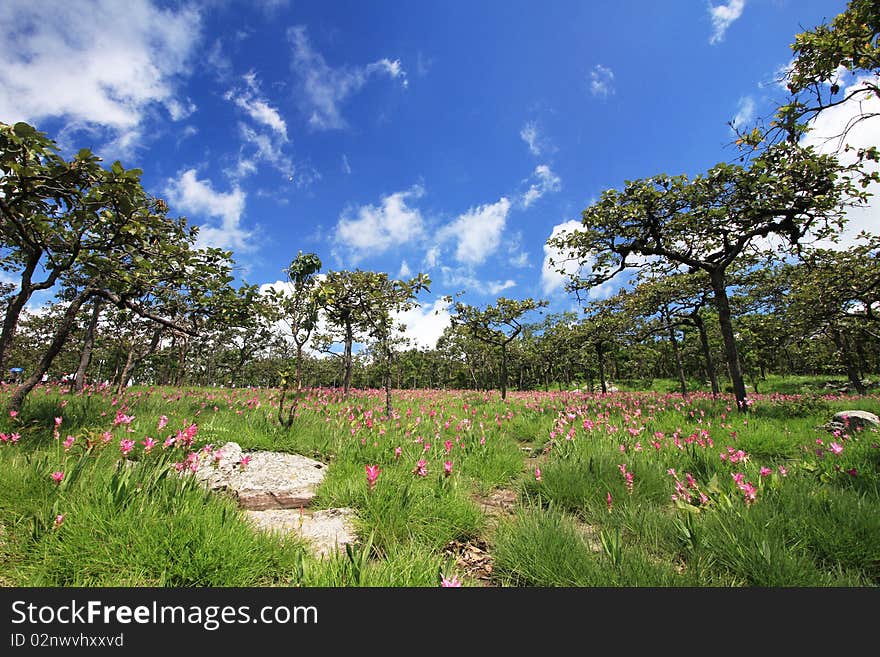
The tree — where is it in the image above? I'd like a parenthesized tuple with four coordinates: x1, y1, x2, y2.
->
(1, 122, 108, 373)
(449, 297, 546, 400)
(778, 0, 879, 150)
(547, 142, 856, 410)
(356, 271, 430, 415)
(274, 252, 322, 427)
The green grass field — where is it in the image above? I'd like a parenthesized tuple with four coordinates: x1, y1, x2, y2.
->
(1, 379, 878, 587)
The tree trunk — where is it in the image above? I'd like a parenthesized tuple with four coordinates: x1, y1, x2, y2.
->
(8, 289, 93, 412)
(73, 299, 103, 392)
(116, 328, 162, 394)
(0, 253, 43, 374)
(665, 309, 688, 398)
(342, 317, 354, 398)
(384, 348, 393, 417)
(693, 313, 719, 396)
(710, 272, 747, 411)
(831, 327, 866, 394)
(597, 342, 607, 394)
(500, 343, 508, 400)
(175, 338, 188, 387)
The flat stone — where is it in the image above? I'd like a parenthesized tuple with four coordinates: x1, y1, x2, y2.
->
(245, 508, 358, 558)
(194, 441, 327, 510)
(832, 411, 880, 431)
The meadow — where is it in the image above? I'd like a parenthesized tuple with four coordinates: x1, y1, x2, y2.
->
(1, 379, 878, 587)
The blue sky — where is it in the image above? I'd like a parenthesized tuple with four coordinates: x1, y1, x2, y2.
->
(2, 0, 870, 347)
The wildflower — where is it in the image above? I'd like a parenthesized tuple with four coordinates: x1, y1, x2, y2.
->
(732, 472, 745, 485)
(9, 410, 18, 418)
(778, 465, 788, 477)
(53, 514, 65, 529)
(101, 431, 113, 443)
(157, 415, 169, 431)
(55, 416, 63, 426)
(62, 435, 75, 451)
(759, 466, 772, 478)
(699, 492, 710, 505)
(829, 442, 844, 455)
(239, 455, 251, 469)
(740, 482, 758, 505)
(443, 440, 453, 454)
(440, 575, 462, 587)
(444, 460, 453, 477)
(142, 437, 157, 453)
(606, 491, 613, 513)
(534, 467, 542, 482)
(413, 459, 428, 477)
(847, 468, 858, 477)
(685, 473, 698, 489)
(120, 439, 135, 456)
(394, 446, 402, 459)
(10, 433, 20, 443)
(365, 464, 381, 490)
(666, 468, 677, 478)
(113, 411, 134, 426)
(51, 471, 64, 484)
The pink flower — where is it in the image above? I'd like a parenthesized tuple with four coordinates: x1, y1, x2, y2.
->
(113, 411, 134, 426)
(120, 439, 135, 456)
(778, 465, 788, 477)
(667, 468, 677, 478)
(101, 431, 113, 443)
(157, 415, 169, 431)
(534, 467, 542, 482)
(618, 463, 627, 475)
(54, 416, 63, 426)
(142, 437, 157, 453)
(443, 460, 453, 476)
(847, 468, 858, 477)
(759, 466, 772, 478)
(62, 435, 75, 451)
(365, 464, 381, 489)
(394, 446, 402, 459)
(51, 471, 64, 484)
(440, 575, 462, 587)
(9, 433, 20, 443)
(239, 455, 251, 469)
(606, 491, 613, 513)
(740, 482, 758, 505)
(829, 442, 844, 455)
(53, 514, 65, 529)
(732, 472, 745, 485)
(9, 410, 18, 418)
(685, 473, 698, 489)
(444, 440, 453, 454)
(413, 459, 428, 477)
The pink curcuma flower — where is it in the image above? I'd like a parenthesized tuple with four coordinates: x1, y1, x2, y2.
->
(443, 460, 453, 476)
(142, 436, 157, 453)
(62, 435, 75, 451)
(829, 442, 844, 455)
(9, 410, 18, 418)
(440, 575, 462, 587)
(534, 467, 542, 482)
(606, 491, 613, 513)
(120, 439, 135, 456)
(732, 472, 745, 485)
(394, 446, 402, 459)
(54, 416, 63, 427)
(51, 471, 64, 484)
(740, 482, 758, 505)
(113, 411, 134, 426)
(759, 466, 772, 478)
(365, 464, 381, 489)
(239, 455, 251, 469)
(157, 415, 169, 431)
(53, 514, 65, 529)
(778, 465, 788, 477)
(443, 440, 453, 454)
(413, 459, 428, 477)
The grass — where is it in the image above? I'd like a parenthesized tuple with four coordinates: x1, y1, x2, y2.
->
(1, 381, 878, 587)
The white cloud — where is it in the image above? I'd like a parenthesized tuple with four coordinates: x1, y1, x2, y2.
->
(520, 121, 542, 156)
(288, 25, 407, 130)
(709, 0, 746, 45)
(590, 65, 615, 99)
(225, 72, 288, 138)
(398, 260, 412, 278)
(394, 297, 452, 349)
(164, 169, 252, 252)
(439, 198, 511, 266)
(521, 164, 562, 208)
(424, 246, 441, 269)
(0, 0, 201, 153)
(731, 96, 756, 131)
(441, 268, 517, 296)
(800, 76, 880, 249)
(542, 219, 589, 295)
(342, 154, 352, 174)
(335, 185, 426, 261)
(231, 123, 295, 180)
